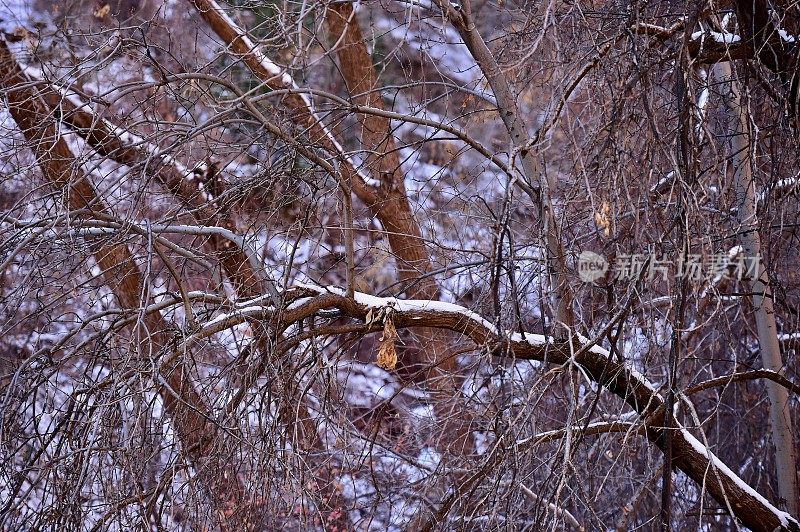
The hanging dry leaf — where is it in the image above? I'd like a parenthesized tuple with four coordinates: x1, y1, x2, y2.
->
(93, 4, 111, 19)
(594, 201, 612, 237)
(376, 316, 398, 370)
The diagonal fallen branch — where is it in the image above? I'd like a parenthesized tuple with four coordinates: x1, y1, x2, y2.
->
(11, 64, 347, 522)
(200, 284, 798, 531)
(19, 66, 269, 300)
(189, 0, 375, 200)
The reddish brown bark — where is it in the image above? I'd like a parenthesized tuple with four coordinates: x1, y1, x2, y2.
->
(325, 5, 398, 178)
(189, 0, 437, 303)
(321, 10, 468, 468)
(0, 40, 249, 530)
(20, 53, 346, 526)
(26, 74, 264, 299)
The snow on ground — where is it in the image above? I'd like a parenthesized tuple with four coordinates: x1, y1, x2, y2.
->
(378, 10, 481, 85)
(336, 360, 399, 409)
(0, 0, 32, 33)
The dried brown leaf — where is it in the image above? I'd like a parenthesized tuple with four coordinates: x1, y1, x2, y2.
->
(376, 317, 397, 370)
(93, 4, 111, 19)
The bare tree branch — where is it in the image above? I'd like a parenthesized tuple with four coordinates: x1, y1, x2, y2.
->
(0, 37, 248, 530)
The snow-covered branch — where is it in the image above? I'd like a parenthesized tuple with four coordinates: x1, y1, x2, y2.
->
(6, 217, 277, 303)
(15, 65, 269, 299)
(190, 0, 442, 305)
(169, 282, 797, 530)
(188, 0, 376, 200)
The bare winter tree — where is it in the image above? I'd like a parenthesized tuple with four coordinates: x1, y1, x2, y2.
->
(1, 0, 799, 530)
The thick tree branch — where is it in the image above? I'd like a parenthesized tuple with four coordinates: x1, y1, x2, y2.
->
(718, 60, 799, 515)
(685, 369, 800, 397)
(189, 0, 440, 305)
(20, 68, 269, 300)
(0, 38, 248, 530)
(217, 284, 798, 532)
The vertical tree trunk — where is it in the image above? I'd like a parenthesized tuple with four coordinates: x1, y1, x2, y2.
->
(717, 60, 799, 517)
(322, 2, 471, 456)
(438, 2, 575, 331)
(189, 0, 438, 301)
(322, 15, 475, 530)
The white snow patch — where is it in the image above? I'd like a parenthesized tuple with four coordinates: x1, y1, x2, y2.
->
(337, 361, 399, 408)
(778, 29, 796, 43)
(778, 332, 800, 342)
(691, 30, 741, 44)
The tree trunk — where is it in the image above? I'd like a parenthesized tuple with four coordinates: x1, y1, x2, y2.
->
(439, 2, 575, 331)
(0, 40, 249, 531)
(189, 0, 438, 300)
(717, 60, 799, 517)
